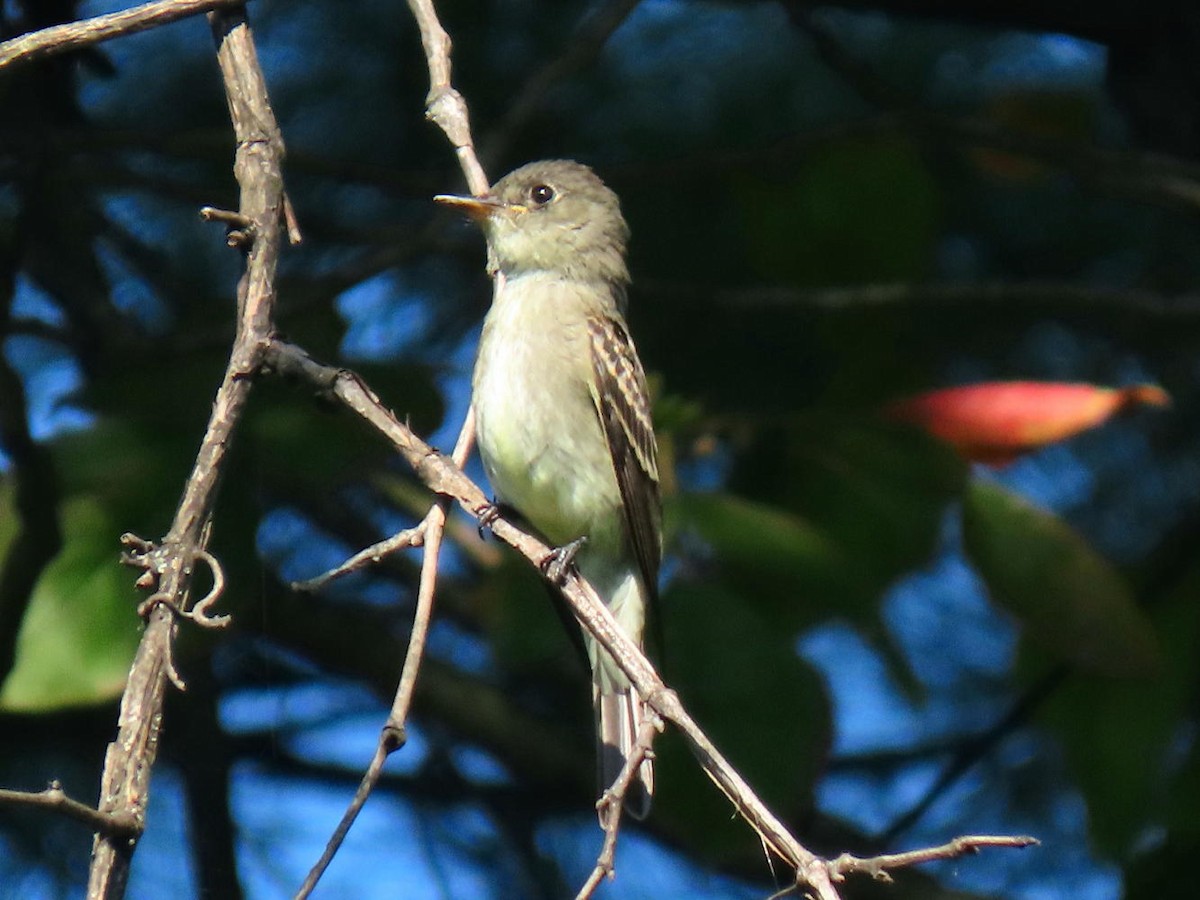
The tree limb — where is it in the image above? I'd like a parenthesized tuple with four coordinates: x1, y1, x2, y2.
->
(266, 339, 1043, 900)
(0, 0, 244, 71)
(85, 6, 287, 897)
(0, 783, 137, 837)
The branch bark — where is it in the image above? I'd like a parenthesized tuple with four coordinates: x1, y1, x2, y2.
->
(0, 0, 244, 71)
(0, 783, 136, 837)
(265, 339, 1040, 897)
(85, 6, 287, 897)
(262, 339, 1033, 900)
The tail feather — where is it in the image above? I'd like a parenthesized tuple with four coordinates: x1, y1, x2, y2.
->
(596, 687, 654, 821)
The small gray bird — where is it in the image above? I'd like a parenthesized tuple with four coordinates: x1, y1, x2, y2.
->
(437, 160, 660, 819)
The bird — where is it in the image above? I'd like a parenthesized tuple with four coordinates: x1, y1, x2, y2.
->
(436, 160, 661, 819)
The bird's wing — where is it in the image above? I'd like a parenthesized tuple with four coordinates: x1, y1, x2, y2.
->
(586, 314, 662, 595)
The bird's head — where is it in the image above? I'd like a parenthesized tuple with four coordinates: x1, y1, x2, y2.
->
(437, 159, 629, 284)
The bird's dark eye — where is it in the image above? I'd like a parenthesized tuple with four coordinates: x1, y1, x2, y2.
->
(529, 184, 555, 205)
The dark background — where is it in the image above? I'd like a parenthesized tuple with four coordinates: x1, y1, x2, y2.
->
(3, 0, 1200, 897)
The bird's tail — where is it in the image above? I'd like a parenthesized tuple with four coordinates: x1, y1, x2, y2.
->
(596, 685, 654, 821)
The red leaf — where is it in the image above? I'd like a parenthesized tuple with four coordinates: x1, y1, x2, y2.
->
(885, 381, 1169, 464)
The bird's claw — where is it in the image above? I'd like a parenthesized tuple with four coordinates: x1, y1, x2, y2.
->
(475, 500, 502, 539)
(540, 536, 588, 584)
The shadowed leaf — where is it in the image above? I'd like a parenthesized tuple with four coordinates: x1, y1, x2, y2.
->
(964, 480, 1160, 676)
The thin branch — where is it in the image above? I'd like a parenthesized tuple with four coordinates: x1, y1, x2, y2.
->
(264, 339, 846, 899)
(828, 834, 1040, 883)
(291, 522, 427, 592)
(879, 666, 1068, 846)
(292, 420, 476, 900)
(85, 6, 288, 897)
(0, 0, 244, 71)
(575, 711, 663, 900)
(0, 783, 136, 838)
(405, 0, 489, 196)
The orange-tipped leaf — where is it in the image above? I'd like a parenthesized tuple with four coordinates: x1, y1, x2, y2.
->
(886, 381, 1170, 464)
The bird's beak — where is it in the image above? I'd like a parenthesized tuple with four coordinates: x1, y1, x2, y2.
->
(434, 193, 509, 221)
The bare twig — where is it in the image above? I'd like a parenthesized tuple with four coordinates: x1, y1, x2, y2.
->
(0, 0, 243, 70)
(292, 415, 476, 900)
(0, 783, 137, 838)
(576, 711, 663, 900)
(292, 522, 427, 592)
(828, 834, 1040, 883)
(405, 0, 489, 196)
(85, 7, 288, 898)
(264, 339, 848, 899)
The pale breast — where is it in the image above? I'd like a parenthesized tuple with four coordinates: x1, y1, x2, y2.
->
(472, 275, 623, 549)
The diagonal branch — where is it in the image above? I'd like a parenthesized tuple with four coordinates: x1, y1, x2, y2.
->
(294, 4, 495, 896)
(270, 338, 1039, 897)
(85, 6, 288, 897)
(0, 0, 244, 71)
(270, 339, 1016, 900)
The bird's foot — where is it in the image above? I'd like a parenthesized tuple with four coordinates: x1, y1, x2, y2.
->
(474, 499, 505, 540)
(540, 536, 588, 584)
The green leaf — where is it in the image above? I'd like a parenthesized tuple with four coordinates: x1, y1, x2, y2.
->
(1040, 565, 1200, 857)
(963, 480, 1160, 676)
(0, 477, 15, 560)
(672, 490, 857, 629)
(1, 496, 140, 711)
(734, 418, 967, 620)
